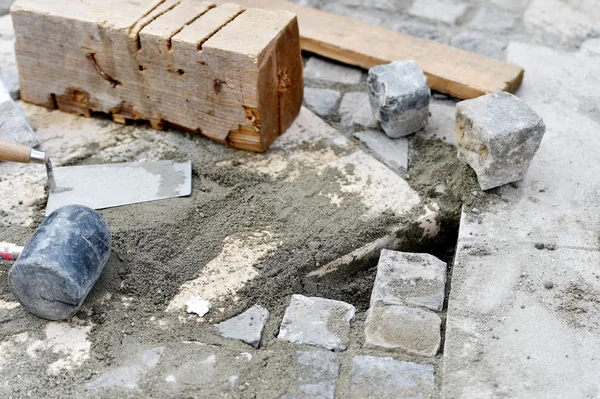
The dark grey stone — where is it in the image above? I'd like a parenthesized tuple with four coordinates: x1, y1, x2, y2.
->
(456, 92, 546, 190)
(368, 61, 430, 138)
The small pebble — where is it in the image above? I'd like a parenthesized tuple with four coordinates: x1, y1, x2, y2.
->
(544, 281, 554, 289)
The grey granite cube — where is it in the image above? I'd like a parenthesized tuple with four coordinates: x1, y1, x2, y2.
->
(456, 92, 546, 190)
(368, 61, 430, 138)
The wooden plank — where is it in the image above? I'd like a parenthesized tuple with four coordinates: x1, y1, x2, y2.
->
(11, 1, 304, 152)
(213, 0, 524, 99)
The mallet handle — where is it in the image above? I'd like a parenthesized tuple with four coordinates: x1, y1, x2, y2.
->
(0, 242, 24, 261)
(0, 139, 45, 164)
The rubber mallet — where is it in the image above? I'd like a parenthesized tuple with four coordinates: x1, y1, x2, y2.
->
(1, 205, 111, 320)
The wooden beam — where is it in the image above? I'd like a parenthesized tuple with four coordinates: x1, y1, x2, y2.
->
(214, 0, 524, 99)
(11, 1, 304, 152)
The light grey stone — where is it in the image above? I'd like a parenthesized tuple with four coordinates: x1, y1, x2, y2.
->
(304, 57, 362, 85)
(277, 294, 356, 351)
(0, 0, 15, 16)
(468, 7, 516, 32)
(215, 305, 269, 348)
(0, 80, 39, 146)
(451, 31, 507, 60)
(86, 347, 165, 391)
(339, 92, 379, 130)
(367, 61, 430, 138)
(416, 100, 458, 145)
(443, 41, 600, 398)
(524, 0, 599, 47)
(456, 92, 546, 190)
(581, 38, 600, 57)
(349, 355, 435, 398)
(364, 304, 441, 357)
(0, 15, 18, 99)
(490, 0, 530, 12)
(408, 0, 469, 25)
(354, 131, 408, 173)
(371, 249, 447, 311)
(303, 87, 340, 117)
(282, 351, 340, 399)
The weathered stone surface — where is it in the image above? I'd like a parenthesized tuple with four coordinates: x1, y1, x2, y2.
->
(451, 31, 507, 60)
(581, 38, 600, 57)
(368, 61, 430, 138)
(416, 99, 458, 145)
(0, 0, 15, 16)
(456, 92, 545, 190)
(442, 41, 600, 398)
(364, 304, 441, 357)
(490, 0, 530, 12)
(468, 8, 516, 32)
(371, 249, 447, 311)
(278, 294, 356, 351)
(304, 57, 362, 85)
(524, 0, 599, 47)
(349, 355, 435, 398)
(339, 92, 379, 130)
(394, 21, 450, 44)
(0, 80, 39, 146)
(282, 351, 340, 399)
(408, 0, 469, 25)
(86, 347, 165, 391)
(216, 305, 269, 348)
(145, 342, 253, 397)
(303, 87, 340, 117)
(353, 131, 408, 173)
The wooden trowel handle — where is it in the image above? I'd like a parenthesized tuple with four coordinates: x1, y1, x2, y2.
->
(0, 139, 45, 164)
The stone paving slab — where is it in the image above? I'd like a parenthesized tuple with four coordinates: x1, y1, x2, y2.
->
(339, 92, 379, 130)
(303, 57, 363, 85)
(303, 87, 340, 117)
(442, 41, 600, 398)
(215, 305, 269, 348)
(353, 131, 409, 173)
(364, 304, 441, 357)
(348, 355, 435, 399)
(0, 15, 18, 99)
(281, 350, 340, 399)
(278, 294, 356, 351)
(371, 249, 447, 311)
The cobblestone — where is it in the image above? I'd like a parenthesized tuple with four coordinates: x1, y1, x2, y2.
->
(348, 355, 435, 398)
(364, 304, 442, 357)
(408, 0, 469, 25)
(215, 305, 269, 348)
(469, 7, 516, 32)
(353, 131, 409, 173)
(456, 91, 546, 190)
(451, 31, 507, 59)
(278, 295, 356, 351)
(368, 61, 430, 138)
(282, 351, 340, 399)
(339, 92, 379, 130)
(304, 57, 362, 85)
(524, 0, 598, 47)
(303, 87, 341, 117)
(371, 249, 447, 311)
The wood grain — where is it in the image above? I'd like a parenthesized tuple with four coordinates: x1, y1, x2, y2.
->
(213, 0, 524, 99)
(11, 0, 304, 152)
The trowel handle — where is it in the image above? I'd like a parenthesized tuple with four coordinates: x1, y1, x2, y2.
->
(0, 139, 45, 164)
(0, 242, 24, 261)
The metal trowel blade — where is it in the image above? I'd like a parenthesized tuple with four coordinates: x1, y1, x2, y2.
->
(45, 160, 192, 216)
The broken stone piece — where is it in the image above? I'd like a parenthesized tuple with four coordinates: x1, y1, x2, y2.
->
(0, 79, 39, 147)
(364, 304, 441, 357)
(215, 305, 269, 348)
(456, 92, 546, 190)
(303, 87, 341, 117)
(281, 351, 340, 399)
(371, 249, 447, 312)
(349, 355, 435, 398)
(367, 60, 430, 138)
(277, 294, 356, 351)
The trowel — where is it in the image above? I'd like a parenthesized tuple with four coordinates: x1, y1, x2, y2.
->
(0, 139, 192, 215)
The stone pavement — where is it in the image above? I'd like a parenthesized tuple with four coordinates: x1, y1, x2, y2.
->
(1, 0, 599, 397)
